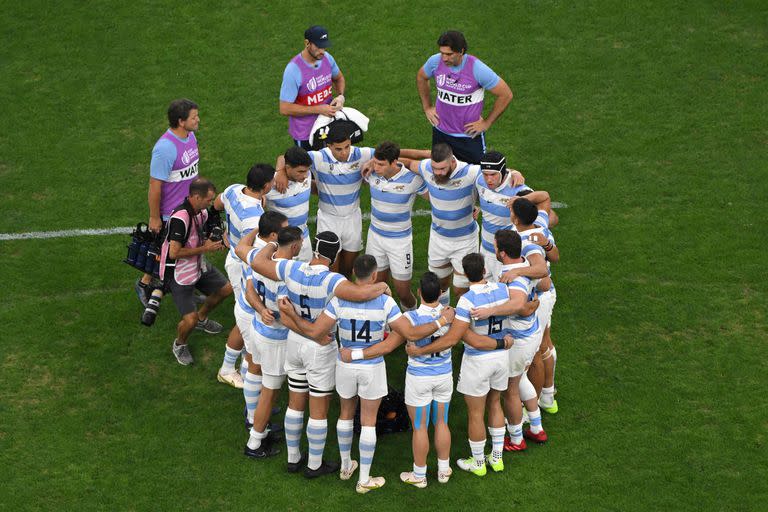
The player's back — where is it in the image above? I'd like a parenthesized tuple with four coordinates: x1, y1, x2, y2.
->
(276, 259, 345, 323)
(329, 294, 401, 365)
(405, 305, 452, 376)
(456, 282, 510, 356)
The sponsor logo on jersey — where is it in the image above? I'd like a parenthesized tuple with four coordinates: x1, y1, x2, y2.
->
(181, 147, 199, 166)
(436, 74, 446, 87)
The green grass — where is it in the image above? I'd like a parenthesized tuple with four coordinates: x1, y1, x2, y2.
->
(1, 1, 767, 510)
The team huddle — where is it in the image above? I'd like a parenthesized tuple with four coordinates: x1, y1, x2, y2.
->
(139, 27, 561, 494)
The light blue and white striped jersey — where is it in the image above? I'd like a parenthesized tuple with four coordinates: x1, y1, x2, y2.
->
(221, 184, 264, 259)
(309, 146, 374, 216)
(265, 174, 312, 240)
(498, 262, 540, 339)
(476, 173, 532, 253)
(519, 221, 557, 291)
(325, 294, 401, 365)
(534, 209, 550, 229)
(275, 259, 346, 324)
(244, 244, 289, 342)
(405, 304, 452, 376)
(455, 281, 511, 356)
(418, 158, 480, 238)
(365, 164, 427, 238)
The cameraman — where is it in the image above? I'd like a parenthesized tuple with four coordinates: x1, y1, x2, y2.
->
(160, 177, 232, 366)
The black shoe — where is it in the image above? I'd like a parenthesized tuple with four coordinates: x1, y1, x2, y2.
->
(266, 428, 284, 443)
(287, 453, 308, 474)
(304, 460, 341, 479)
(267, 421, 284, 434)
(244, 439, 280, 459)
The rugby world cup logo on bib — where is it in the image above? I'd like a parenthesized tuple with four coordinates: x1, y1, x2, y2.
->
(436, 74, 446, 87)
(181, 149, 192, 166)
(307, 76, 318, 92)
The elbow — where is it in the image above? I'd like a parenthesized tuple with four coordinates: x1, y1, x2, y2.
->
(278, 102, 290, 116)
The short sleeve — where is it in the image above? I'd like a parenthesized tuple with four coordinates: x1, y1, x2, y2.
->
(275, 259, 293, 281)
(422, 54, 441, 78)
(325, 52, 340, 78)
(324, 297, 339, 320)
(279, 61, 302, 103)
(384, 296, 402, 324)
(150, 138, 177, 181)
(167, 216, 187, 243)
(534, 210, 550, 229)
(414, 175, 427, 195)
(326, 272, 346, 296)
(472, 58, 500, 90)
(455, 296, 472, 324)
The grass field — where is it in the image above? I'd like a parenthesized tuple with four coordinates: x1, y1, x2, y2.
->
(1, 1, 767, 510)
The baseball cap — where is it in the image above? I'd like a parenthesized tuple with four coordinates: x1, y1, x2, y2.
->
(305, 25, 332, 48)
(479, 151, 507, 173)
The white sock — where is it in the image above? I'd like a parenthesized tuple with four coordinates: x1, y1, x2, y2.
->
(306, 418, 328, 470)
(437, 458, 450, 472)
(507, 422, 523, 444)
(528, 407, 543, 434)
(220, 345, 240, 374)
(469, 439, 485, 465)
(488, 427, 505, 459)
(337, 419, 354, 470)
(240, 356, 248, 379)
(246, 427, 267, 450)
(243, 372, 262, 424)
(541, 386, 556, 405)
(413, 463, 427, 479)
(284, 408, 304, 464)
(359, 426, 377, 484)
(439, 289, 450, 307)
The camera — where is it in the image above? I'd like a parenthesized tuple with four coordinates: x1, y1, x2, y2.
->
(141, 287, 164, 326)
(203, 207, 224, 242)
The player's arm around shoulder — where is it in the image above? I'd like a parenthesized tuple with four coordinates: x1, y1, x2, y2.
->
(342, 331, 406, 363)
(390, 306, 455, 341)
(335, 279, 390, 302)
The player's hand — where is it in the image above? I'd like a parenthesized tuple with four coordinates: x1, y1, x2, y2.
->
(203, 239, 224, 252)
(503, 334, 514, 349)
(424, 106, 440, 127)
(528, 232, 548, 247)
(278, 297, 295, 316)
(274, 169, 289, 194)
(261, 308, 275, 325)
(464, 117, 490, 138)
(470, 306, 494, 321)
(405, 341, 422, 357)
(377, 282, 392, 296)
(149, 216, 163, 233)
(472, 206, 480, 220)
(318, 331, 335, 346)
(509, 169, 525, 187)
(441, 306, 455, 324)
(339, 348, 352, 362)
(361, 159, 375, 179)
(317, 104, 338, 117)
(499, 267, 522, 283)
(329, 94, 345, 109)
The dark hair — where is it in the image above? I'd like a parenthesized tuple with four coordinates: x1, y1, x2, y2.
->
(495, 229, 522, 259)
(314, 231, 341, 264)
(284, 146, 312, 168)
(461, 253, 485, 283)
(326, 121, 352, 145)
(259, 211, 288, 238)
(246, 164, 275, 192)
(419, 271, 442, 303)
(189, 177, 215, 197)
(437, 30, 467, 53)
(167, 99, 198, 128)
(374, 141, 400, 163)
(353, 254, 377, 280)
(431, 143, 453, 163)
(277, 226, 303, 246)
(512, 198, 538, 225)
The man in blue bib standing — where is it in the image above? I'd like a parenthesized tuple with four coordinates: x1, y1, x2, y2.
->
(417, 30, 513, 164)
(280, 25, 346, 150)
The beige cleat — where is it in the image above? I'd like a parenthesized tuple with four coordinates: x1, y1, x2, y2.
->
(217, 370, 244, 389)
(400, 471, 427, 489)
(356, 476, 386, 494)
(437, 467, 453, 484)
(340, 460, 358, 481)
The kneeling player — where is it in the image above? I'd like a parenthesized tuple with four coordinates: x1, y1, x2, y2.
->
(281, 256, 453, 494)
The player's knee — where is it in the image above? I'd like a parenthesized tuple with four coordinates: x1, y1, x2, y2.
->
(519, 374, 537, 401)
(287, 372, 309, 394)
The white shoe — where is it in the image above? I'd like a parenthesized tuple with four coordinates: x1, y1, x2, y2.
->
(400, 471, 427, 488)
(437, 467, 453, 484)
(340, 460, 358, 481)
(217, 370, 244, 389)
(356, 476, 386, 494)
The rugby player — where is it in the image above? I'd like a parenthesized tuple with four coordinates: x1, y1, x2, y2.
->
(245, 233, 388, 477)
(407, 253, 537, 476)
(212, 164, 275, 388)
(267, 147, 313, 261)
(280, 255, 453, 493)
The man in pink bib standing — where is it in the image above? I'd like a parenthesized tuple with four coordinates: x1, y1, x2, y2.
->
(279, 25, 346, 150)
(417, 31, 514, 164)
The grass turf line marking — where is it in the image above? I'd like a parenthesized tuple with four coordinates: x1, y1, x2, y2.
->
(0, 203, 568, 241)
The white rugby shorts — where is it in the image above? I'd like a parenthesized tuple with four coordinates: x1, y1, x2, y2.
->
(234, 302, 259, 363)
(405, 372, 453, 407)
(317, 208, 362, 252)
(456, 352, 508, 396)
(428, 230, 478, 286)
(225, 252, 244, 297)
(335, 360, 388, 400)
(365, 229, 414, 280)
(283, 331, 337, 396)
(537, 287, 557, 329)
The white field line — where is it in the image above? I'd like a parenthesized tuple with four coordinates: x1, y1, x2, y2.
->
(0, 203, 568, 241)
